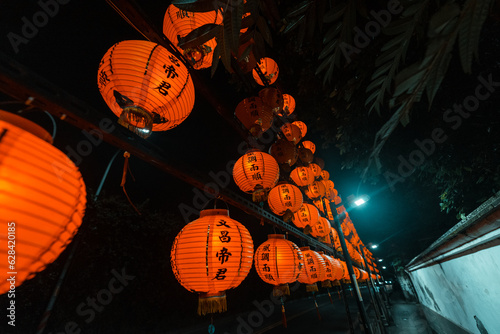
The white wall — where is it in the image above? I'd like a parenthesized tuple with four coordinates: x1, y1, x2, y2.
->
(408, 245, 500, 334)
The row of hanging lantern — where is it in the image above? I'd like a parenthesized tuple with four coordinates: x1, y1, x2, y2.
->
(170, 207, 362, 316)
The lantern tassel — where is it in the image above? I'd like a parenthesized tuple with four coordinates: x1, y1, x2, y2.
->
(327, 288, 333, 304)
(273, 284, 290, 297)
(281, 297, 287, 328)
(306, 283, 318, 292)
(121, 152, 141, 215)
(313, 293, 321, 321)
(198, 293, 227, 316)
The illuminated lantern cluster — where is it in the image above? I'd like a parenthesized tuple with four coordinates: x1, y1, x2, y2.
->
(269, 139, 298, 166)
(233, 149, 279, 201)
(98, 40, 195, 138)
(281, 123, 302, 145)
(310, 217, 331, 238)
(235, 96, 274, 137)
(163, 5, 222, 69)
(171, 209, 254, 315)
(254, 235, 304, 296)
(290, 166, 314, 187)
(252, 57, 279, 86)
(267, 183, 303, 219)
(0, 111, 87, 294)
(281, 94, 295, 116)
(291, 203, 319, 229)
(298, 247, 326, 292)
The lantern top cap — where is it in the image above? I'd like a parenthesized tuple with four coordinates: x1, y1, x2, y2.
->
(0, 110, 53, 144)
(199, 209, 229, 218)
(267, 234, 285, 239)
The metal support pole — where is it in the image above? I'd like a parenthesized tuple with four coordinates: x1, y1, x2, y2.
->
(360, 246, 389, 329)
(340, 281, 355, 334)
(331, 206, 373, 334)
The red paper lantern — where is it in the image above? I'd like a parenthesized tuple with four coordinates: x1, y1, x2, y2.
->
(233, 149, 279, 201)
(171, 209, 254, 315)
(298, 247, 327, 292)
(0, 111, 86, 294)
(292, 121, 307, 138)
(310, 217, 331, 238)
(320, 170, 330, 180)
(267, 183, 303, 216)
(252, 57, 279, 86)
(235, 96, 274, 137)
(163, 5, 222, 69)
(331, 228, 342, 251)
(254, 235, 304, 296)
(290, 166, 315, 187)
(330, 257, 344, 281)
(291, 203, 320, 229)
(98, 40, 195, 138)
(269, 138, 298, 166)
(301, 140, 316, 154)
(281, 94, 295, 116)
(305, 180, 327, 199)
(298, 146, 314, 164)
(259, 87, 283, 113)
(319, 252, 336, 286)
(280, 123, 302, 144)
(308, 163, 322, 178)
(339, 260, 350, 280)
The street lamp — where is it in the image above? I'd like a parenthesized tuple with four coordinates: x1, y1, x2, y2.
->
(370, 244, 378, 249)
(354, 198, 366, 206)
(378, 259, 383, 262)
(382, 266, 387, 269)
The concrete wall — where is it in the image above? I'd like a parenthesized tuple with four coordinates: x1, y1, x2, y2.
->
(407, 245, 500, 334)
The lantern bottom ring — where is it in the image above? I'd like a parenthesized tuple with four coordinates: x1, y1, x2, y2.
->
(198, 292, 227, 316)
(119, 106, 153, 138)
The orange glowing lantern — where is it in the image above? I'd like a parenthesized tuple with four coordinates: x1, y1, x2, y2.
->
(310, 217, 331, 238)
(267, 183, 303, 219)
(331, 228, 342, 251)
(330, 257, 344, 281)
(98, 40, 195, 138)
(290, 166, 315, 187)
(291, 203, 320, 229)
(252, 57, 279, 86)
(233, 149, 279, 201)
(0, 111, 86, 294)
(333, 196, 342, 206)
(359, 269, 369, 280)
(353, 267, 361, 280)
(269, 138, 298, 166)
(298, 247, 327, 292)
(254, 235, 304, 296)
(318, 252, 335, 286)
(292, 121, 307, 138)
(280, 123, 302, 145)
(235, 96, 274, 137)
(339, 260, 350, 280)
(259, 87, 283, 113)
(320, 170, 330, 180)
(308, 163, 322, 178)
(305, 181, 327, 200)
(163, 5, 222, 69)
(281, 94, 295, 116)
(171, 209, 254, 315)
(301, 141, 316, 154)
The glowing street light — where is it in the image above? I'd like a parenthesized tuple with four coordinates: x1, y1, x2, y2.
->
(382, 266, 387, 269)
(370, 244, 378, 249)
(378, 259, 383, 262)
(354, 198, 366, 206)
